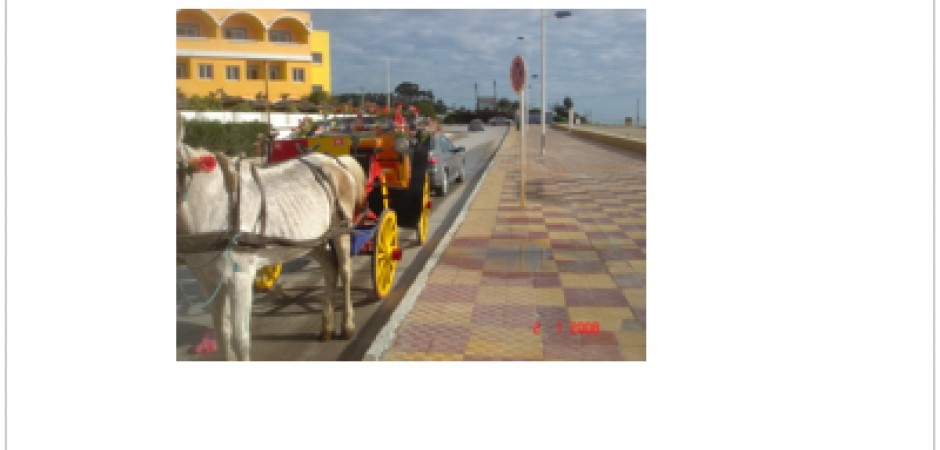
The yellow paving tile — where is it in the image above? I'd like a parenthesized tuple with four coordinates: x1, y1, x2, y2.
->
(428, 271, 456, 284)
(619, 218, 645, 224)
(575, 213, 608, 219)
(477, 286, 507, 304)
(469, 325, 542, 344)
(498, 211, 545, 219)
(560, 273, 617, 288)
(547, 231, 589, 241)
(626, 231, 646, 239)
(629, 260, 646, 272)
(605, 261, 637, 274)
(622, 289, 646, 308)
(552, 250, 600, 261)
(620, 345, 646, 361)
(544, 217, 579, 224)
(451, 270, 483, 285)
(384, 352, 465, 361)
(595, 238, 638, 248)
(535, 288, 566, 306)
(615, 331, 646, 347)
(568, 306, 635, 331)
(504, 287, 538, 305)
(465, 339, 543, 360)
(406, 302, 474, 325)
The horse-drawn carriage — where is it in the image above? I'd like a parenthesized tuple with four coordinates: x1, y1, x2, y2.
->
(176, 110, 434, 360)
(253, 116, 433, 299)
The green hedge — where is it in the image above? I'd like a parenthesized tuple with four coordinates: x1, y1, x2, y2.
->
(182, 119, 269, 156)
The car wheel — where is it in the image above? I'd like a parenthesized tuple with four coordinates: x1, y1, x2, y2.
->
(438, 172, 449, 196)
(455, 163, 465, 183)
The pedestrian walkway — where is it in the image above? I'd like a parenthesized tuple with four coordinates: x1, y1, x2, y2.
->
(382, 125, 646, 361)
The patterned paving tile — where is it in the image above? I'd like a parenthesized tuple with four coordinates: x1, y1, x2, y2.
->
(382, 128, 645, 362)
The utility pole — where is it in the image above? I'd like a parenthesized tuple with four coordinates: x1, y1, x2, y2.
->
(385, 56, 390, 108)
(540, 10, 546, 155)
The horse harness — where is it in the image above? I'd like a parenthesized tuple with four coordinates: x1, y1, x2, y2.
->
(176, 153, 355, 256)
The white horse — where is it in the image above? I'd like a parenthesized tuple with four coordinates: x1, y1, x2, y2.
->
(176, 116, 366, 361)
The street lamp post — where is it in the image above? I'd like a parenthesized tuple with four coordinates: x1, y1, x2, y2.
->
(541, 10, 572, 156)
(385, 56, 391, 108)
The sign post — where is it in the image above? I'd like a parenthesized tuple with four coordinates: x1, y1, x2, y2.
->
(510, 55, 527, 208)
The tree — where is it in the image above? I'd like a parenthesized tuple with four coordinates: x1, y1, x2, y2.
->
(394, 81, 435, 105)
(413, 101, 437, 117)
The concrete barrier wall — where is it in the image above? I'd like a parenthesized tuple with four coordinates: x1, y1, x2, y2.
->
(551, 124, 646, 156)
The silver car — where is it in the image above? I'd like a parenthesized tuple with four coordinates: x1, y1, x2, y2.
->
(426, 133, 467, 196)
(468, 119, 484, 132)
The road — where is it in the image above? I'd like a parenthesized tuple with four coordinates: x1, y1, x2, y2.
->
(176, 124, 509, 360)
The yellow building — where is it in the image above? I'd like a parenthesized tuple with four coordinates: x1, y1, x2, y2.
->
(176, 9, 330, 102)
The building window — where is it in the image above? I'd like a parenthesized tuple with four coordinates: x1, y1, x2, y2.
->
(268, 65, 282, 80)
(176, 62, 187, 79)
(247, 64, 260, 80)
(226, 66, 240, 81)
(224, 27, 247, 39)
(199, 64, 213, 80)
(311, 52, 323, 64)
(270, 30, 291, 42)
(292, 68, 305, 82)
(177, 23, 199, 37)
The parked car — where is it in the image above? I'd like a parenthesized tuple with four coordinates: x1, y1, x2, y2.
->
(468, 119, 484, 132)
(488, 116, 509, 126)
(426, 133, 467, 196)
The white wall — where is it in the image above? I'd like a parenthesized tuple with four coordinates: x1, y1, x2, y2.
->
(178, 110, 356, 137)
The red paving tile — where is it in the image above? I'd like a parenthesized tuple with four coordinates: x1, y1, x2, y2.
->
(555, 260, 608, 273)
(532, 274, 562, 287)
(563, 289, 630, 307)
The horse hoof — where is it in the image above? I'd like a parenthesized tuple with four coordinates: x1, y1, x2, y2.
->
(319, 331, 333, 342)
(341, 326, 356, 340)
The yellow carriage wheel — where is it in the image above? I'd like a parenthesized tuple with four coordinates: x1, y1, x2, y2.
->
(417, 174, 430, 245)
(253, 264, 282, 291)
(372, 209, 399, 299)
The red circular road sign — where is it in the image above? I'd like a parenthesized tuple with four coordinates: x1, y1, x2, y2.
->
(510, 55, 526, 94)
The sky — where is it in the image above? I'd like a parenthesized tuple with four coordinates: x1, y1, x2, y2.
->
(308, 9, 645, 125)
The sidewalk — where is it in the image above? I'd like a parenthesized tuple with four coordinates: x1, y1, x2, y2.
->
(382, 125, 646, 361)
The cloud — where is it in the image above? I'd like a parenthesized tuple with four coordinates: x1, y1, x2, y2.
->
(310, 9, 646, 123)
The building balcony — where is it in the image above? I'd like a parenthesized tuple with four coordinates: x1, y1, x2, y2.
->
(177, 36, 311, 61)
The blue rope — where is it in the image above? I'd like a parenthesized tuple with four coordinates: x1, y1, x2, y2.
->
(182, 234, 241, 309)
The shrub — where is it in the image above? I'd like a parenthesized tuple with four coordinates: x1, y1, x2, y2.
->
(182, 119, 270, 156)
(186, 95, 223, 111)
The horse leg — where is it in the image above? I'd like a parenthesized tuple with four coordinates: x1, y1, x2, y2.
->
(228, 254, 256, 361)
(334, 234, 356, 340)
(310, 247, 336, 341)
(186, 254, 234, 360)
(205, 255, 255, 361)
